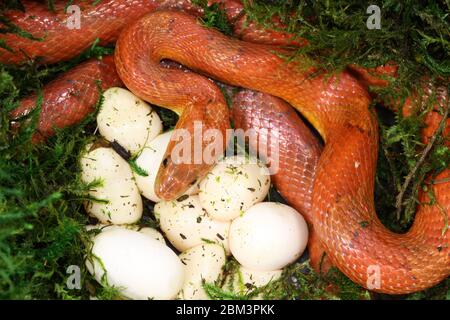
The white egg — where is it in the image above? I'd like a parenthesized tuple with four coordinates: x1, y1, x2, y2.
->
(133, 131, 198, 202)
(155, 195, 230, 253)
(224, 265, 282, 299)
(86, 224, 165, 245)
(198, 155, 270, 221)
(97, 87, 162, 154)
(80, 146, 142, 225)
(179, 243, 226, 300)
(86, 227, 184, 300)
(229, 202, 308, 271)
(138, 227, 166, 245)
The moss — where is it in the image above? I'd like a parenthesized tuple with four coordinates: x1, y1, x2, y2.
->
(193, 0, 234, 36)
(0, 36, 114, 298)
(205, 260, 370, 300)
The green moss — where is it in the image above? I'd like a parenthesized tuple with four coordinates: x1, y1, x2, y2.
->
(193, 0, 234, 36)
(205, 260, 370, 300)
(0, 37, 112, 298)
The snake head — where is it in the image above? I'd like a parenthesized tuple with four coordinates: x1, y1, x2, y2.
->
(154, 154, 209, 201)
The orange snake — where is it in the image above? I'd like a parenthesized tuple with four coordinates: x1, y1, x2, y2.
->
(2, 1, 449, 294)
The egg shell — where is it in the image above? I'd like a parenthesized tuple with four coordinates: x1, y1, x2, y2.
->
(198, 155, 270, 221)
(86, 227, 184, 300)
(179, 243, 226, 300)
(155, 195, 230, 253)
(138, 227, 166, 245)
(134, 131, 198, 202)
(80, 146, 142, 224)
(97, 87, 162, 154)
(229, 202, 308, 271)
(86, 224, 165, 245)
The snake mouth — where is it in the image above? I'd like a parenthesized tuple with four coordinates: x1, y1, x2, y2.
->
(154, 155, 204, 201)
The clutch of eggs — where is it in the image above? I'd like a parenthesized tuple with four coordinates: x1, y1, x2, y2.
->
(80, 87, 309, 300)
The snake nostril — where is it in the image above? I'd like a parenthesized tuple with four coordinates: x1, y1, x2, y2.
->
(162, 157, 169, 167)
